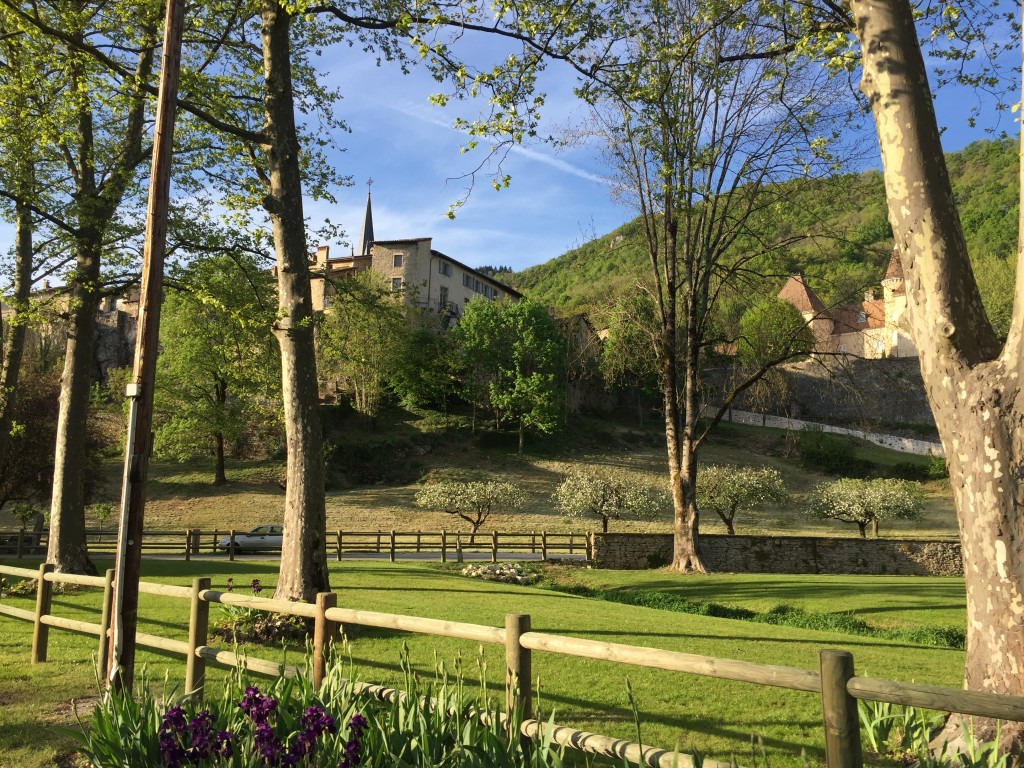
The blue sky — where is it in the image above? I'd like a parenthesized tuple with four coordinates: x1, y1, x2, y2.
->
(305, 42, 622, 272)
(303, 28, 1020, 273)
(0, 22, 1018, 284)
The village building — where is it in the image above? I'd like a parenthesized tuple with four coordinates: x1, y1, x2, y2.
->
(778, 248, 916, 359)
(0, 281, 139, 385)
(310, 190, 522, 316)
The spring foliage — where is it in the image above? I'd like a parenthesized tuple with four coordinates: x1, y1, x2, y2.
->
(804, 478, 924, 538)
(414, 481, 527, 537)
(697, 465, 787, 535)
(552, 470, 668, 533)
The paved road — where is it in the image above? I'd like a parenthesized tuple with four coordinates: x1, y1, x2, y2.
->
(162, 551, 588, 563)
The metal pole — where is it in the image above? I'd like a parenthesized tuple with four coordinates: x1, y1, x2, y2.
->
(108, 0, 185, 692)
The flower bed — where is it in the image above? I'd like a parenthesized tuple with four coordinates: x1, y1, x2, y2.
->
(67, 653, 564, 767)
(460, 562, 540, 585)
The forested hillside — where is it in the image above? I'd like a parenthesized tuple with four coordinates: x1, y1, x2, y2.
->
(512, 137, 1018, 330)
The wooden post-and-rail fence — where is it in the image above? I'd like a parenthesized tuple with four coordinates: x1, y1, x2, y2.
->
(3, 563, 1024, 766)
(0, 528, 595, 563)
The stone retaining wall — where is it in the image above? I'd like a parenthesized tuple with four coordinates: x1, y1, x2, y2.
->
(722, 409, 943, 456)
(592, 533, 962, 576)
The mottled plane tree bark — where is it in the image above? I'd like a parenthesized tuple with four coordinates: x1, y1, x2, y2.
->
(849, 0, 1024, 750)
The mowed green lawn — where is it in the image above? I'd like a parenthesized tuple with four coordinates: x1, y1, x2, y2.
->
(0, 559, 966, 767)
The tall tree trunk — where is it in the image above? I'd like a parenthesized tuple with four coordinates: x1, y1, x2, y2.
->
(47, 237, 100, 576)
(214, 379, 227, 485)
(262, 0, 329, 603)
(665, 333, 704, 571)
(518, 418, 524, 455)
(853, 0, 1024, 749)
(214, 432, 226, 486)
(46, 16, 151, 576)
(0, 191, 34, 459)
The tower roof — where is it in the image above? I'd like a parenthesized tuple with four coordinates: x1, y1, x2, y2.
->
(883, 246, 904, 283)
(358, 189, 374, 257)
(778, 274, 826, 315)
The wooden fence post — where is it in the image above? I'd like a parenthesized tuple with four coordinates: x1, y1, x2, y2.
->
(192, 529, 201, 555)
(31, 563, 54, 663)
(819, 650, 862, 768)
(389, 530, 396, 562)
(441, 530, 447, 563)
(586, 532, 594, 564)
(531, 531, 536, 554)
(505, 613, 532, 738)
(16, 528, 25, 559)
(491, 531, 498, 563)
(336, 530, 343, 561)
(456, 534, 463, 563)
(185, 577, 211, 697)
(97, 569, 115, 681)
(229, 529, 236, 561)
(541, 531, 548, 561)
(314, 592, 338, 689)
(184, 529, 192, 561)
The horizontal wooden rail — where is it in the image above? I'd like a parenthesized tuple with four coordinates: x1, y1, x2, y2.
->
(520, 720, 726, 768)
(0, 603, 35, 621)
(0, 564, 40, 578)
(40, 615, 103, 637)
(138, 582, 193, 598)
(325, 607, 506, 645)
(43, 572, 106, 588)
(195, 646, 300, 679)
(519, 632, 822, 693)
(848, 676, 1024, 722)
(200, 590, 320, 618)
(136, 631, 190, 656)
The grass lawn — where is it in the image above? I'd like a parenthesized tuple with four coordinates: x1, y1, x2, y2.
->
(0, 558, 966, 767)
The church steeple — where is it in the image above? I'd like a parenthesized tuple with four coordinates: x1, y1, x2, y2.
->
(358, 180, 374, 257)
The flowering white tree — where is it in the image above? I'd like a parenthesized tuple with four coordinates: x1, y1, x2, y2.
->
(698, 466, 787, 536)
(414, 481, 526, 542)
(553, 470, 668, 533)
(805, 478, 924, 538)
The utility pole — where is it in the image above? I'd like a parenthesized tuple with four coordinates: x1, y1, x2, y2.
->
(108, 0, 186, 692)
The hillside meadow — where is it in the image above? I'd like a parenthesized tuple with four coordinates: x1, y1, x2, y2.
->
(0, 416, 957, 540)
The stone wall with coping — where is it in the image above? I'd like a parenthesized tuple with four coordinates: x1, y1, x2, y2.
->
(592, 533, 962, 576)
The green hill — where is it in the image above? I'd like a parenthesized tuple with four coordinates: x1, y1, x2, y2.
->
(511, 137, 1019, 327)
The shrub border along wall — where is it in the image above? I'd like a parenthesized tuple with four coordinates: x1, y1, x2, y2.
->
(591, 533, 963, 576)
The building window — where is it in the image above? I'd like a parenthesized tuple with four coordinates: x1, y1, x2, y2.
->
(494, 290, 500, 300)
(857, 311, 867, 324)
(439, 286, 449, 309)
(439, 261, 452, 277)
(391, 277, 402, 292)
(463, 273, 472, 288)
(393, 254, 403, 268)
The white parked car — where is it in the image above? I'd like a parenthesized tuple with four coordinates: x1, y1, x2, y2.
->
(217, 525, 284, 553)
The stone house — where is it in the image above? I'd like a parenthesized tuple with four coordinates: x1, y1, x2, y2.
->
(311, 191, 521, 316)
(0, 281, 139, 385)
(778, 248, 916, 359)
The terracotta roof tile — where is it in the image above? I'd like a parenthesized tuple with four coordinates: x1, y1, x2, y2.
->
(778, 275, 827, 315)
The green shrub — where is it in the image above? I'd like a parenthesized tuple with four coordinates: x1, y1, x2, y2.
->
(927, 453, 949, 479)
(796, 430, 869, 475)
